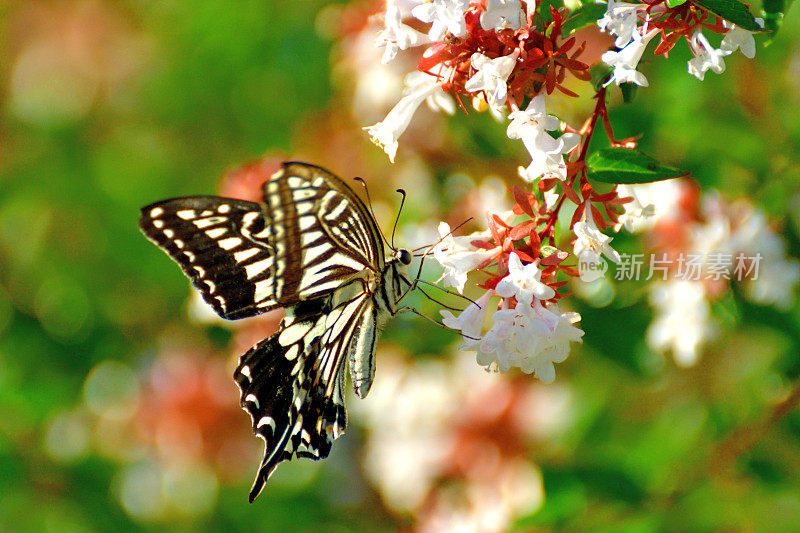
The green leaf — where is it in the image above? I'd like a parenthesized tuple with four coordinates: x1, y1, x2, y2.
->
(587, 148, 689, 184)
(562, 3, 607, 35)
(536, 0, 559, 26)
(667, 0, 688, 6)
(691, 0, 763, 31)
(762, 0, 785, 42)
(620, 82, 638, 103)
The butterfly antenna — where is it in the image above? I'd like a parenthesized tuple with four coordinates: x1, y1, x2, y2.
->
(391, 189, 406, 251)
(354, 177, 391, 249)
(415, 278, 479, 307)
(406, 216, 475, 300)
(410, 217, 474, 253)
(415, 286, 463, 312)
(396, 306, 480, 341)
(395, 270, 479, 312)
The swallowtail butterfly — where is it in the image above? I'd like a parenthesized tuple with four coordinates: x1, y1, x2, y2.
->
(139, 162, 414, 501)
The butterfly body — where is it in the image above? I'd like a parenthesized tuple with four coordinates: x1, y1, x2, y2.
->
(139, 162, 412, 501)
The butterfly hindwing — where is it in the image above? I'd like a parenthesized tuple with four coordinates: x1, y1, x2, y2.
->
(233, 285, 374, 501)
(139, 196, 278, 319)
(263, 162, 386, 303)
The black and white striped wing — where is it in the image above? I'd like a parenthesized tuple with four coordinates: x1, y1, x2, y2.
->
(233, 284, 378, 501)
(264, 162, 386, 304)
(139, 197, 278, 319)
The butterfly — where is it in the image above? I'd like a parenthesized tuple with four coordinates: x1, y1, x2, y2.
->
(139, 161, 415, 501)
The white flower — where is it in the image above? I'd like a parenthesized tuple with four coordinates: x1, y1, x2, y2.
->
(727, 204, 800, 310)
(474, 300, 583, 382)
(597, 0, 644, 48)
(687, 30, 727, 81)
(405, 70, 456, 114)
(495, 253, 555, 307)
(614, 184, 656, 233)
(376, 0, 430, 63)
(433, 222, 500, 293)
(480, 0, 526, 31)
(464, 51, 519, 120)
(573, 213, 622, 281)
(507, 93, 560, 135)
(477, 304, 523, 373)
(574, 217, 622, 264)
(518, 301, 583, 382)
(720, 19, 762, 59)
(363, 71, 450, 162)
(617, 179, 686, 229)
(647, 279, 714, 367)
(507, 94, 580, 182)
(750, 259, 800, 310)
(602, 28, 658, 87)
(441, 290, 493, 347)
(411, 0, 469, 41)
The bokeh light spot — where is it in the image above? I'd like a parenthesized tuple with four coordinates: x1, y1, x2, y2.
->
(573, 276, 616, 307)
(0, 285, 13, 337)
(116, 461, 166, 522)
(83, 360, 140, 419)
(0, 196, 52, 267)
(34, 277, 92, 341)
(44, 410, 90, 462)
(162, 462, 219, 516)
(9, 43, 97, 129)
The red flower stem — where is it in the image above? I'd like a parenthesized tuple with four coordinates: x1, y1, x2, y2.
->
(540, 87, 608, 244)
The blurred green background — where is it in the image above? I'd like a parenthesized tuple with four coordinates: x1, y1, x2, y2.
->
(1, 0, 800, 531)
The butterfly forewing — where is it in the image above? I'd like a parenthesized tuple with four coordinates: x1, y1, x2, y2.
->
(139, 196, 278, 319)
(264, 162, 386, 303)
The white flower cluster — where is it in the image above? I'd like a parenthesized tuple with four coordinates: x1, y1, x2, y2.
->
(687, 20, 762, 81)
(366, 0, 467, 161)
(703, 196, 800, 310)
(439, 253, 584, 382)
(353, 352, 548, 527)
(597, 1, 762, 85)
(354, 355, 457, 511)
(647, 278, 715, 367)
(367, 0, 579, 183)
(642, 186, 799, 366)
